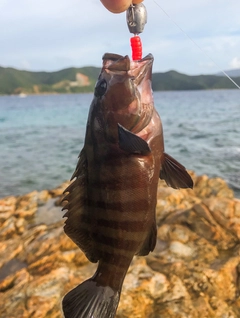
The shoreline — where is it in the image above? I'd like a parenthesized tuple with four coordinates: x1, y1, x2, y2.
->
(1, 171, 240, 317)
(0, 87, 239, 98)
(1, 171, 239, 201)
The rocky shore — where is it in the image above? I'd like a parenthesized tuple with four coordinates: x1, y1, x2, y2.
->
(0, 172, 240, 318)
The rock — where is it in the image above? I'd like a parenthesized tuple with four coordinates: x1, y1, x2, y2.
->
(0, 196, 17, 214)
(0, 172, 240, 317)
(0, 216, 17, 240)
(169, 241, 194, 257)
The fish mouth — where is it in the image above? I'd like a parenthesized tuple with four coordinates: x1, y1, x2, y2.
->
(102, 53, 153, 84)
(130, 54, 154, 85)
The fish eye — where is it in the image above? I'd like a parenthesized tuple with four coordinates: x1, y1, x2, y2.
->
(94, 79, 107, 97)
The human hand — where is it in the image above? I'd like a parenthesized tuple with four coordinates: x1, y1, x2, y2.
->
(101, 0, 143, 13)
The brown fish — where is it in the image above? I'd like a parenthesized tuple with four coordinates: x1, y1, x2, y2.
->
(62, 53, 193, 318)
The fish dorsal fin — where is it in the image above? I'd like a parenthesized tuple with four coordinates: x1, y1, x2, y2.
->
(118, 123, 151, 155)
(62, 149, 99, 263)
(160, 153, 193, 189)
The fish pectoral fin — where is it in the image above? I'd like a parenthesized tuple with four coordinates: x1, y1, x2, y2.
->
(118, 123, 151, 155)
(62, 277, 120, 318)
(160, 152, 193, 189)
(137, 221, 157, 256)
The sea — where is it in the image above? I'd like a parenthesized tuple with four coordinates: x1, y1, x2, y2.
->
(0, 89, 239, 199)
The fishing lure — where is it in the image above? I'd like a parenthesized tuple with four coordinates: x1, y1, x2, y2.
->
(126, 3, 147, 61)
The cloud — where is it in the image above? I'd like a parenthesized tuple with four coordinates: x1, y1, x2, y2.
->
(229, 57, 240, 69)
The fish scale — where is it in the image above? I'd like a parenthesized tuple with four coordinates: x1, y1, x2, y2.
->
(62, 53, 193, 318)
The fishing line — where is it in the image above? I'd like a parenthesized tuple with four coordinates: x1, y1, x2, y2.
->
(152, 0, 240, 90)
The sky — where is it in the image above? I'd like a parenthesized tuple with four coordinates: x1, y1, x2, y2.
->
(1, 0, 240, 75)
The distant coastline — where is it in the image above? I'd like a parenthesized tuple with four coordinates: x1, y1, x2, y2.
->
(1, 66, 240, 95)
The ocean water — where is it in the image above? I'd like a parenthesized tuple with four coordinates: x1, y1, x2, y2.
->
(0, 90, 239, 198)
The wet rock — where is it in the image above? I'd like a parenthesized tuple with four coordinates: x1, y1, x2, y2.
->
(0, 259, 27, 283)
(0, 216, 17, 240)
(0, 173, 240, 317)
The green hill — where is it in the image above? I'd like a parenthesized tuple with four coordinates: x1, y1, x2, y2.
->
(0, 66, 101, 95)
(0, 66, 239, 95)
(152, 70, 240, 91)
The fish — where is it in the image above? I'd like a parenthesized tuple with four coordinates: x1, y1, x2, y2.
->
(62, 52, 193, 318)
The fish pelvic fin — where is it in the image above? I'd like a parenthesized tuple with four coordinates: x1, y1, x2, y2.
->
(62, 278, 120, 318)
(160, 153, 193, 189)
(118, 123, 151, 155)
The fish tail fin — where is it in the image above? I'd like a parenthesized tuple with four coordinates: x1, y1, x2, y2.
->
(62, 277, 120, 318)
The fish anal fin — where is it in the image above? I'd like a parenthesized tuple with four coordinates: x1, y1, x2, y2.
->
(160, 152, 193, 189)
(62, 278, 120, 318)
(118, 123, 151, 155)
(137, 221, 157, 256)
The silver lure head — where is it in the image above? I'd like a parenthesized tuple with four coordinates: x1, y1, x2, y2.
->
(126, 3, 147, 34)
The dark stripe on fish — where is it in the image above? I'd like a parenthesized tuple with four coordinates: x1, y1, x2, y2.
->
(77, 220, 147, 241)
(94, 234, 141, 251)
(87, 199, 150, 212)
(89, 180, 150, 191)
(81, 215, 146, 232)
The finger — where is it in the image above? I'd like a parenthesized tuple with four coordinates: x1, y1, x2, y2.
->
(100, 0, 132, 13)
